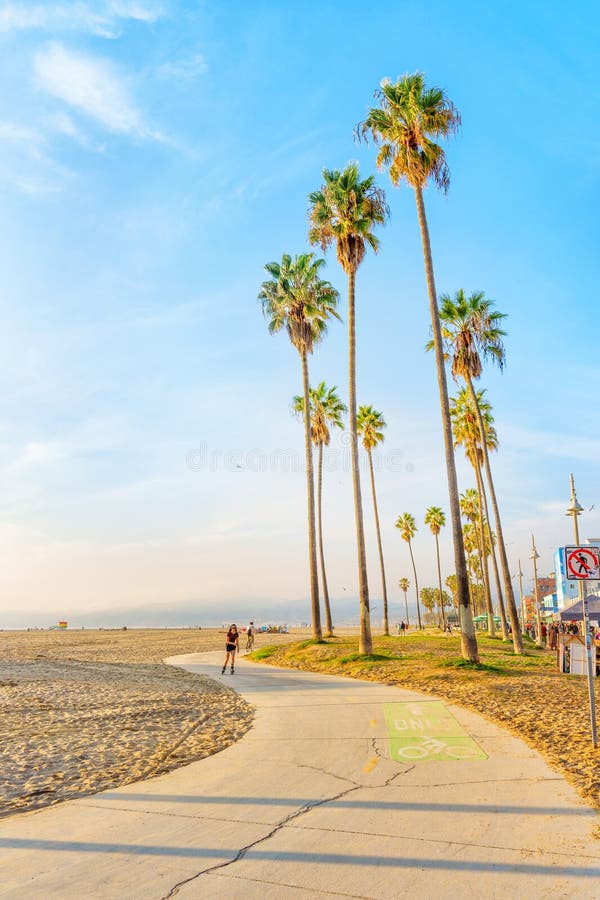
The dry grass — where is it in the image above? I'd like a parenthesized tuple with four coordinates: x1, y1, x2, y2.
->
(251, 630, 600, 810)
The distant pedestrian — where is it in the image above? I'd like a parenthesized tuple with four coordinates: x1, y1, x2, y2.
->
(245, 621, 255, 653)
(222, 624, 239, 674)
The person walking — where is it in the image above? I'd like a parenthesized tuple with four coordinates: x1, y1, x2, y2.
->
(245, 621, 255, 653)
(222, 624, 239, 674)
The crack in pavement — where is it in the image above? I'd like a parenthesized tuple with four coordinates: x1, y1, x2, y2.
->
(161, 751, 417, 897)
(385, 776, 565, 788)
(369, 737, 416, 786)
(285, 822, 600, 860)
(78, 801, 268, 827)
(161, 781, 362, 898)
(294, 762, 360, 788)
(212, 868, 373, 898)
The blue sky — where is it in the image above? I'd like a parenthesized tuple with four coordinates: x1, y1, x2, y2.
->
(0, 0, 598, 625)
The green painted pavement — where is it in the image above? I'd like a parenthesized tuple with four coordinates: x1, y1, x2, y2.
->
(384, 700, 487, 762)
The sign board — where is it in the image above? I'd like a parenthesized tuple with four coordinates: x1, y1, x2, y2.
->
(564, 546, 600, 581)
(384, 701, 487, 762)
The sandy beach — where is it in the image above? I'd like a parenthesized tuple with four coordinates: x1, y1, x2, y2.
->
(0, 628, 301, 819)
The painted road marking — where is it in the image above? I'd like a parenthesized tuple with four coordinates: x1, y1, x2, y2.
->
(384, 701, 487, 762)
(363, 757, 379, 773)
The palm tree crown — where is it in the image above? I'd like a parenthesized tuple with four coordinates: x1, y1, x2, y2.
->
(356, 405, 386, 451)
(259, 252, 339, 355)
(308, 163, 388, 274)
(399, 577, 410, 593)
(450, 388, 498, 465)
(293, 383, 347, 446)
(358, 72, 460, 193)
(395, 512, 417, 542)
(424, 506, 445, 536)
(460, 488, 481, 525)
(437, 289, 506, 380)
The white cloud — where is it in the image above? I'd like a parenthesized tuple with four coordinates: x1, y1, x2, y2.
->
(13, 176, 63, 195)
(0, 119, 68, 194)
(157, 53, 207, 81)
(0, 2, 163, 37)
(502, 423, 600, 464)
(0, 121, 42, 146)
(34, 43, 160, 138)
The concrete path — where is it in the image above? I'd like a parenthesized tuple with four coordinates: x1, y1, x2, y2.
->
(1, 651, 599, 899)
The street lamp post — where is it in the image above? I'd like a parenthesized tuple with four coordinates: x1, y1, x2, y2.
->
(566, 473, 597, 748)
(530, 535, 543, 646)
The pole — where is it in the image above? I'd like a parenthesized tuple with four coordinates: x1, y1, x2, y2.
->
(530, 536, 543, 646)
(567, 474, 597, 748)
(517, 560, 525, 630)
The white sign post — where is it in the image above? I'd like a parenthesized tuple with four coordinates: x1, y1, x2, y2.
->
(564, 546, 598, 747)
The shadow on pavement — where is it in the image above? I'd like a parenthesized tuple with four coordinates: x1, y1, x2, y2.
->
(1, 838, 599, 876)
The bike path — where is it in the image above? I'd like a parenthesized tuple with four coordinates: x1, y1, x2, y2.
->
(1, 651, 599, 898)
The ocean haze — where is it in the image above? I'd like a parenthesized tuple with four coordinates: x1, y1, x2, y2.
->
(0, 596, 391, 630)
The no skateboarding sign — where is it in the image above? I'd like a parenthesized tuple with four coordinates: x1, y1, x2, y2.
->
(565, 546, 600, 580)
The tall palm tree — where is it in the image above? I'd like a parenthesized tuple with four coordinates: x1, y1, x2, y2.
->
(308, 163, 388, 654)
(419, 587, 437, 624)
(424, 506, 447, 630)
(395, 513, 422, 630)
(445, 574, 458, 610)
(359, 73, 478, 663)
(437, 289, 523, 653)
(462, 524, 484, 614)
(450, 388, 509, 639)
(460, 488, 495, 635)
(293, 383, 347, 636)
(398, 577, 410, 626)
(259, 253, 339, 640)
(357, 405, 389, 635)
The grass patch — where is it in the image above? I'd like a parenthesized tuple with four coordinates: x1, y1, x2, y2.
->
(339, 652, 393, 664)
(250, 645, 278, 660)
(439, 657, 504, 674)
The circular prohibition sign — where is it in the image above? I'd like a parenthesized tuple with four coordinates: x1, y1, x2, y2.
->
(566, 547, 600, 580)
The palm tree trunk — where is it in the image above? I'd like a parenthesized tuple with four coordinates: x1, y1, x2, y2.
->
(476, 457, 509, 639)
(414, 187, 478, 662)
(367, 448, 389, 635)
(403, 591, 410, 626)
(434, 533, 446, 630)
(471, 554, 483, 615)
(347, 269, 372, 654)
(408, 541, 422, 630)
(464, 374, 524, 654)
(473, 464, 495, 637)
(301, 351, 322, 641)
(489, 532, 509, 639)
(317, 441, 333, 636)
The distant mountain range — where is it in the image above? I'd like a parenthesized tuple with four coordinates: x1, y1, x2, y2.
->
(0, 596, 408, 630)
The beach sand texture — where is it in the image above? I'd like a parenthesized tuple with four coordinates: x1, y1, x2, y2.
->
(1, 628, 300, 819)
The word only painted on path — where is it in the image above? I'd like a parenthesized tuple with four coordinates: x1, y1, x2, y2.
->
(384, 701, 487, 762)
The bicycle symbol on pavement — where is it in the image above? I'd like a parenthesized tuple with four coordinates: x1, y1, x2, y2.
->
(384, 701, 487, 762)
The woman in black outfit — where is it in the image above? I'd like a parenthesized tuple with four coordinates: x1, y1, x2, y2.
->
(222, 624, 239, 674)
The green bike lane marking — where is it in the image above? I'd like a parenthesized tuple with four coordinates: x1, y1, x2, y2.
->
(384, 700, 487, 762)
